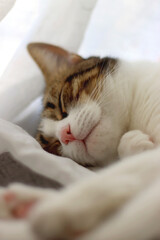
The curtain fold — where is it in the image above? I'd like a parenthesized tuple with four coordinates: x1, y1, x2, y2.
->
(0, 0, 16, 21)
(0, 0, 97, 124)
(79, 0, 160, 61)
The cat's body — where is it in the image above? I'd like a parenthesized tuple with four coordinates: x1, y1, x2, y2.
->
(122, 61, 160, 140)
(1, 43, 160, 240)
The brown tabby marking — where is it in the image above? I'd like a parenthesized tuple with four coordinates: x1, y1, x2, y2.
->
(28, 43, 117, 157)
(37, 134, 61, 155)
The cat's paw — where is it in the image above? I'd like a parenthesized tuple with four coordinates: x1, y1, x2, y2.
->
(30, 184, 115, 240)
(30, 197, 88, 240)
(118, 130, 155, 158)
(0, 183, 54, 219)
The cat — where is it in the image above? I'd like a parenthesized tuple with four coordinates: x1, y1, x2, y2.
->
(0, 43, 160, 240)
(28, 43, 156, 168)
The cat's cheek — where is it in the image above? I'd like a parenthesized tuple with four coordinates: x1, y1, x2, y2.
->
(85, 136, 107, 163)
(85, 120, 119, 165)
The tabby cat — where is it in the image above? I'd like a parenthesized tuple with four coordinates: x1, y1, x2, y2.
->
(28, 43, 156, 167)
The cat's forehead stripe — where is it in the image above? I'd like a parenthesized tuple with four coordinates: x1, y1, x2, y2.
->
(58, 89, 63, 113)
(45, 102, 56, 109)
(65, 65, 98, 83)
(65, 58, 110, 83)
(76, 73, 99, 94)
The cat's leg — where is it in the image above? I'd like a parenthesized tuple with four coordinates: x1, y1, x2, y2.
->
(29, 148, 160, 240)
(0, 183, 56, 219)
(78, 178, 160, 240)
(0, 184, 56, 240)
(118, 130, 155, 158)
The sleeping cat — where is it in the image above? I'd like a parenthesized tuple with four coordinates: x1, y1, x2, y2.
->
(29, 43, 155, 167)
(0, 43, 160, 240)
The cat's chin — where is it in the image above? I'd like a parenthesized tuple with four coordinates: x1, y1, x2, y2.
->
(61, 126, 107, 167)
(84, 119, 118, 166)
(61, 138, 97, 167)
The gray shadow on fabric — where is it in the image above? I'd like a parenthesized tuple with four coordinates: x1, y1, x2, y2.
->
(0, 152, 61, 188)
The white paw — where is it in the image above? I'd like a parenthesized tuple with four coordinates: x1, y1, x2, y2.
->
(0, 183, 54, 219)
(30, 180, 126, 240)
(30, 183, 112, 240)
(30, 197, 88, 240)
(118, 130, 155, 158)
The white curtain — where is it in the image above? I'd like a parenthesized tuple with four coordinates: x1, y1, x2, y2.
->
(0, 0, 97, 135)
(0, 0, 16, 20)
(79, 0, 160, 60)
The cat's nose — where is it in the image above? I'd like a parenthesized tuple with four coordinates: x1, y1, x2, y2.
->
(60, 124, 75, 145)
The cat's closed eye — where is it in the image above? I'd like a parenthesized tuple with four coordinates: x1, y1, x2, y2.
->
(62, 112, 68, 118)
(46, 102, 55, 109)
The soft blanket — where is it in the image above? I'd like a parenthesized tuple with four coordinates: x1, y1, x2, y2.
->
(0, 119, 93, 186)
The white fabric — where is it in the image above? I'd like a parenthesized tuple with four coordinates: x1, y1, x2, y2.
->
(0, 0, 16, 21)
(13, 96, 43, 136)
(79, 0, 160, 61)
(0, 119, 93, 185)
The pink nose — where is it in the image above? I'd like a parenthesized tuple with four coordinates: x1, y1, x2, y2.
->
(60, 124, 75, 145)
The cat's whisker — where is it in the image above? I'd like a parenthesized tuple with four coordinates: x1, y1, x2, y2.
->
(96, 70, 122, 106)
(85, 60, 104, 102)
(92, 65, 117, 103)
(90, 75, 109, 105)
(88, 62, 111, 103)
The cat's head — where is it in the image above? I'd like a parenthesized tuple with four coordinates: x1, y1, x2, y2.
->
(28, 43, 124, 167)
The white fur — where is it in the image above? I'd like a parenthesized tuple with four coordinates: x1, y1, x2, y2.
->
(78, 178, 160, 240)
(118, 130, 155, 158)
(40, 60, 160, 166)
(39, 118, 57, 138)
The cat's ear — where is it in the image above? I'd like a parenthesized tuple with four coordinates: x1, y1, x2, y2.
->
(27, 42, 83, 84)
